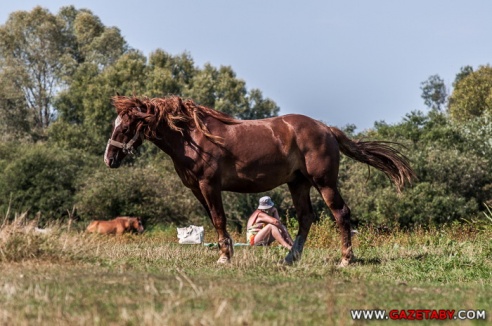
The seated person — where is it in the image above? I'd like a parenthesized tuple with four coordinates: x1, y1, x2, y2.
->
(246, 196, 294, 250)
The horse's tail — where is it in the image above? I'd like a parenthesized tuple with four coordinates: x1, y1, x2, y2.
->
(329, 126, 416, 192)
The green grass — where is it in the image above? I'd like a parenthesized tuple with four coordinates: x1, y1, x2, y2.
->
(0, 217, 491, 325)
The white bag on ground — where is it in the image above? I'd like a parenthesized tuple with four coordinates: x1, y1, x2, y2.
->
(177, 225, 204, 244)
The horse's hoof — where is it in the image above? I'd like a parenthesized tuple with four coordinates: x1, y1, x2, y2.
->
(216, 256, 230, 264)
(284, 249, 301, 264)
(337, 257, 352, 268)
(282, 259, 294, 266)
(337, 259, 350, 268)
(218, 238, 234, 258)
(283, 252, 294, 265)
(276, 260, 290, 270)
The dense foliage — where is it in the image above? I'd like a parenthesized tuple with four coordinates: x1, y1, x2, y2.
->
(449, 65, 492, 121)
(0, 6, 491, 229)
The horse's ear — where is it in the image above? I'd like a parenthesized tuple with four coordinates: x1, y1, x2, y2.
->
(135, 97, 144, 106)
(116, 91, 121, 96)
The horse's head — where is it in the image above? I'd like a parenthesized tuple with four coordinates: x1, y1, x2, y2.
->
(104, 111, 144, 168)
(132, 217, 144, 233)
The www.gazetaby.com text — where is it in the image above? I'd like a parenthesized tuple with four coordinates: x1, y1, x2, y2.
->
(350, 309, 486, 321)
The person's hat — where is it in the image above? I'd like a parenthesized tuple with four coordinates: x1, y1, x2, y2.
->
(258, 196, 274, 209)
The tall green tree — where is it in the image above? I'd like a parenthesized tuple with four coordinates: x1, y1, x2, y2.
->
(0, 74, 31, 141)
(54, 5, 127, 124)
(185, 64, 247, 116)
(0, 6, 127, 136)
(51, 51, 147, 154)
(449, 65, 492, 121)
(84, 50, 147, 141)
(185, 64, 278, 119)
(146, 49, 196, 97)
(147, 49, 198, 97)
(420, 74, 447, 111)
(0, 7, 68, 131)
(452, 65, 473, 88)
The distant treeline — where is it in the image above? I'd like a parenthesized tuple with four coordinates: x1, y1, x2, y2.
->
(0, 6, 491, 229)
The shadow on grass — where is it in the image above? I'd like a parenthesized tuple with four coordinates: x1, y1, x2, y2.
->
(354, 257, 382, 265)
(354, 252, 429, 266)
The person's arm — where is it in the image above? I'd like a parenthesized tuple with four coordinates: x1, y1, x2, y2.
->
(270, 207, 280, 219)
(256, 210, 289, 233)
(255, 212, 282, 227)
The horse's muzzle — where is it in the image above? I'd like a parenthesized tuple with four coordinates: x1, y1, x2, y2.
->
(106, 157, 121, 168)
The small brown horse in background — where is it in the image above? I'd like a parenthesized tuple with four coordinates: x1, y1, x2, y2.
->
(86, 216, 144, 235)
(104, 96, 415, 266)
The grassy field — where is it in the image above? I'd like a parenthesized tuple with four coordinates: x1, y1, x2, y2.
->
(0, 216, 491, 325)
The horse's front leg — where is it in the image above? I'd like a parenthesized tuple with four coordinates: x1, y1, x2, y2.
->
(193, 185, 233, 264)
(285, 178, 315, 264)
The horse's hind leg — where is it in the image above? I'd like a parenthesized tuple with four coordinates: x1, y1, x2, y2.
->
(319, 186, 353, 267)
(284, 176, 315, 264)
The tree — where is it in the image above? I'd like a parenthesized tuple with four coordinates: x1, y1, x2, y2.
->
(84, 50, 148, 141)
(238, 89, 279, 120)
(0, 73, 31, 141)
(146, 49, 197, 97)
(185, 64, 247, 116)
(452, 65, 473, 88)
(52, 51, 147, 154)
(63, 7, 127, 70)
(0, 7, 68, 131)
(449, 65, 492, 121)
(0, 6, 127, 136)
(420, 74, 447, 111)
(185, 64, 278, 119)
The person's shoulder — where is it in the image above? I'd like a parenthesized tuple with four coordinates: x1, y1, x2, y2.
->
(249, 209, 261, 218)
(258, 210, 270, 217)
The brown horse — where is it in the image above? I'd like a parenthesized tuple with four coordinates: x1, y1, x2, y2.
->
(86, 216, 144, 235)
(104, 96, 415, 266)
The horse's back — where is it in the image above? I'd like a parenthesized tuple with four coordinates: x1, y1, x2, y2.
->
(229, 113, 338, 160)
(280, 113, 337, 142)
(86, 219, 120, 235)
(216, 114, 339, 192)
(86, 217, 143, 235)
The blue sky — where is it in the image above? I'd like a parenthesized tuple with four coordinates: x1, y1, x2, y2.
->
(2, 1, 491, 130)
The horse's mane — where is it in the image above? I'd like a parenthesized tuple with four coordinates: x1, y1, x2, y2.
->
(111, 95, 239, 144)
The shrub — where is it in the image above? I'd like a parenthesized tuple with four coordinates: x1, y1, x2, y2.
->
(75, 163, 205, 226)
(0, 143, 85, 222)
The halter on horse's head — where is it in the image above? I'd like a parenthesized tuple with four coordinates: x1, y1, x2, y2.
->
(104, 110, 143, 168)
(104, 95, 234, 168)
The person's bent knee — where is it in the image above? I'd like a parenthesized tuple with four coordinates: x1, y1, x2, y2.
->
(254, 225, 274, 245)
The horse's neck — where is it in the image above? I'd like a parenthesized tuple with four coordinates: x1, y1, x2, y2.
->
(149, 117, 221, 164)
(150, 136, 181, 157)
(149, 128, 199, 162)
